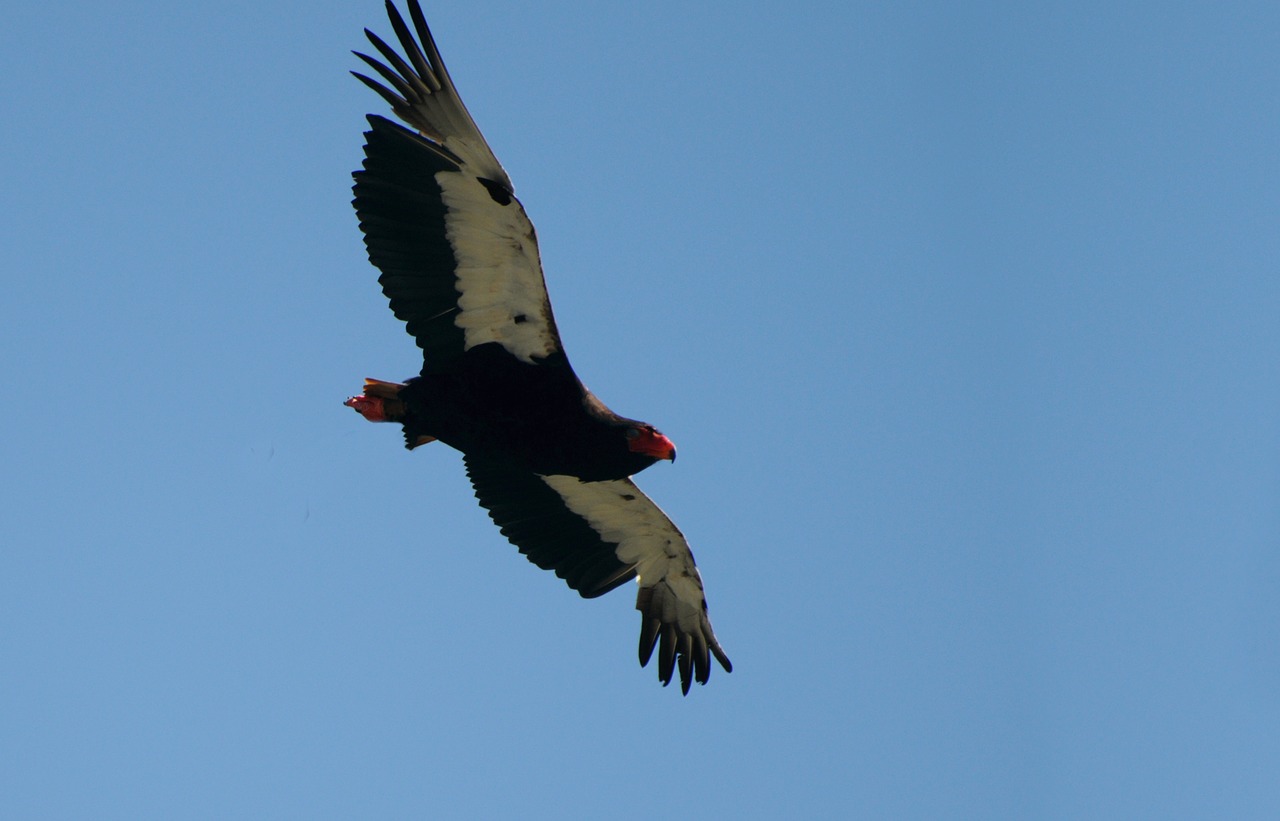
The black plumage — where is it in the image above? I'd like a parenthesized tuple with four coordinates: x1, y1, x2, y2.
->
(345, 0, 730, 693)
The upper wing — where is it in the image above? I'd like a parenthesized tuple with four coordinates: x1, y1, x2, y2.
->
(352, 0, 562, 373)
(465, 455, 733, 694)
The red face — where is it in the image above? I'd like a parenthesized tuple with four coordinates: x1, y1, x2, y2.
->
(625, 425, 677, 461)
(344, 394, 387, 422)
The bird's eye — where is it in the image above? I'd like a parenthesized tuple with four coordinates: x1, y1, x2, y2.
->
(625, 427, 641, 440)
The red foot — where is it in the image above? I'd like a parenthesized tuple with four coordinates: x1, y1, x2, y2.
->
(344, 394, 387, 422)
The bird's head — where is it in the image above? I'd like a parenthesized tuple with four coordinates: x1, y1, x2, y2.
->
(625, 424, 676, 463)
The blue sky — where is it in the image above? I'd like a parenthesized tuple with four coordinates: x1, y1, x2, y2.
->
(3, 1, 1279, 817)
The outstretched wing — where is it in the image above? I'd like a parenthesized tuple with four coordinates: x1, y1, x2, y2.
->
(352, 0, 562, 373)
(465, 455, 733, 694)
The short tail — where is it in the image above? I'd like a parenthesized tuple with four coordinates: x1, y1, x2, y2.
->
(361, 378, 405, 400)
(344, 378, 436, 450)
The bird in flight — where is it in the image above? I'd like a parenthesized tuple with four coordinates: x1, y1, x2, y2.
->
(345, 0, 731, 693)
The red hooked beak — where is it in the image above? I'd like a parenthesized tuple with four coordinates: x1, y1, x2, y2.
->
(628, 428, 677, 462)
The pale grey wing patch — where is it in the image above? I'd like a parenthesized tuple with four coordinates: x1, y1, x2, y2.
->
(437, 171, 561, 363)
(539, 475, 732, 693)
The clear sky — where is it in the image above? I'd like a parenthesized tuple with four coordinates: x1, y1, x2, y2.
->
(3, 1, 1279, 818)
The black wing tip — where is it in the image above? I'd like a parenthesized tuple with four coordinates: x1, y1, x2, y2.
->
(354, 1, 449, 127)
(351, 71, 406, 114)
(638, 616, 661, 667)
(636, 615, 732, 695)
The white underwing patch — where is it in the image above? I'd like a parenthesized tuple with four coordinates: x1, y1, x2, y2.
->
(437, 170, 559, 363)
(539, 475, 708, 623)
